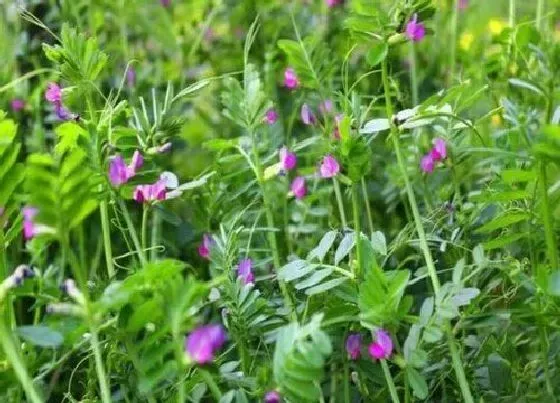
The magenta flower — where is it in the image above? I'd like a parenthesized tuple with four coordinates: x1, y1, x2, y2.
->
(319, 99, 334, 116)
(161, 0, 171, 6)
(133, 179, 166, 203)
(368, 329, 393, 360)
(284, 68, 299, 89)
(22, 206, 38, 240)
(264, 391, 282, 403)
(11, 99, 25, 112)
(430, 138, 447, 161)
(45, 83, 62, 104)
(265, 108, 278, 125)
(346, 333, 362, 360)
(301, 104, 316, 125)
(458, 0, 468, 10)
(291, 176, 307, 200)
(185, 324, 227, 364)
(198, 233, 213, 259)
(326, 0, 342, 7)
(420, 154, 435, 174)
(320, 155, 340, 178)
(237, 258, 255, 285)
(279, 146, 297, 172)
(109, 150, 144, 186)
(405, 14, 426, 42)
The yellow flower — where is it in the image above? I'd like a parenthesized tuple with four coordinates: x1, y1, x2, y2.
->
(460, 32, 474, 51)
(488, 19, 505, 36)
(491, 114, 502, 127)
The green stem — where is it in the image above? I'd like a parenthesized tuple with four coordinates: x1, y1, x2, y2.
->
(361, 178, 374, 234)
(536, 0, 544, 30)
(333, 178, 348, 228)
(150, 208, 161, 261)
(199, 369, 222, 400)
(99, 201, 115, 278)
(408, 42, 418, 105)
(448, 0, 458, 87)
(343, 356, 350, 403)
(89, 324, 111, 403)
(540, 163, 558, 270)
(381, 59, 474, 403)
(351, 184, 362, 278)
(0, 319, 43, 403)
(141, 205, 149, 257)
(118, 199, 147, 266)
(381, 360, 400, 403)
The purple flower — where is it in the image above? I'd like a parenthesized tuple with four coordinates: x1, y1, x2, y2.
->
(405, 14, 426, 42)
(22, 206, 38, 240)
(237, 258, 255, 285)
(284, 68, 299, 89)
(420, 154, 435, 174)
(264, 391, 282, 403)
(368, 329, 393, 360)
(4, 265, 34, 289)
(109, 150, 144, 186)
(126, 67, 136, 87)
(430, 138, 447, 161)
(291, 176, 307, 200)
(279, 146, 297, 172)
(185, 324, 227, 364)
(198, 234, 213, 259)
(160, 0, 171, 6)
(346, 333, 362, 360)
(319, 99, 334, 116)
(11, 99, 25, 112)
(55, 103, 76, 121)
(265, 108, 278, 125)
(320, 155, 340, 178)
(45, 83, 62, 104)
(133, 179, 167, 203)
(326, 0, 342, 7)
(157, 142, 172, 153)
(333, 114, 343, 140)
(301, 104, 316, 125)
(458, 0, 468, 10)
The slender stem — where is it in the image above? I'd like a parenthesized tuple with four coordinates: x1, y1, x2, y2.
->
(99, 201, 115, 278)
(343, 355, 350, 403)
(446, 326, 474, 403)
(536, 0, 544, 30)
(177, 372, 185, 403)
(382, 59, 474, 403)
(508, 0, 516, 60)
(333, 178, 347, 228)
(150, 209, 161, 261)
(540, 163, 558, 270)
(361, 178, 374, 234)
(249, 129, 295, 319)
(199, 369, 222, 400)
(0, 319, 43, 403)
(89, 324, 111, 403)
(118, 199, 147, 266)
(408, 42, 418, 106)
(448, 0, 458, 87)
(381, 360, 400, 403)
(141, 205, 149, 257)
(351, 184, 362, 278)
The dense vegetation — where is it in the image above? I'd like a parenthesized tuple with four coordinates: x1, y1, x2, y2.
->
(1, 0, 560, 401)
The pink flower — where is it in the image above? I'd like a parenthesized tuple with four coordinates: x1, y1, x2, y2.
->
(405, 14, 426, 42)
(198, 234, 213, 259)
(133, 179, 166, 203)
(430, 138, 447, 161)
(346, 333, 362, 360)
(264, 391, 282, 403)
(420, 154, 435, 174)
(283, 68, 299, 89)
(368, 329, 393, 360)
(126, 67, 136, 87)
(11, 99, 25, 112)
(185, 324, 227, 364)
(458, 0, 468, 10)
(265, 108, 278, 125)
(301, 104, 316, 125)
(237, 258, 255, 285)
(279, 146, 297, 172)
(320, 155, 340, 178)
(109, 150, 144, 186)
(161, 0, 171, 7)
(45, 83, 62, 104)
(291, 176, 307, 200)
(326, 0, 342, 7)
(333, 114, 343, 140)
(22, 206, 38, 240)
